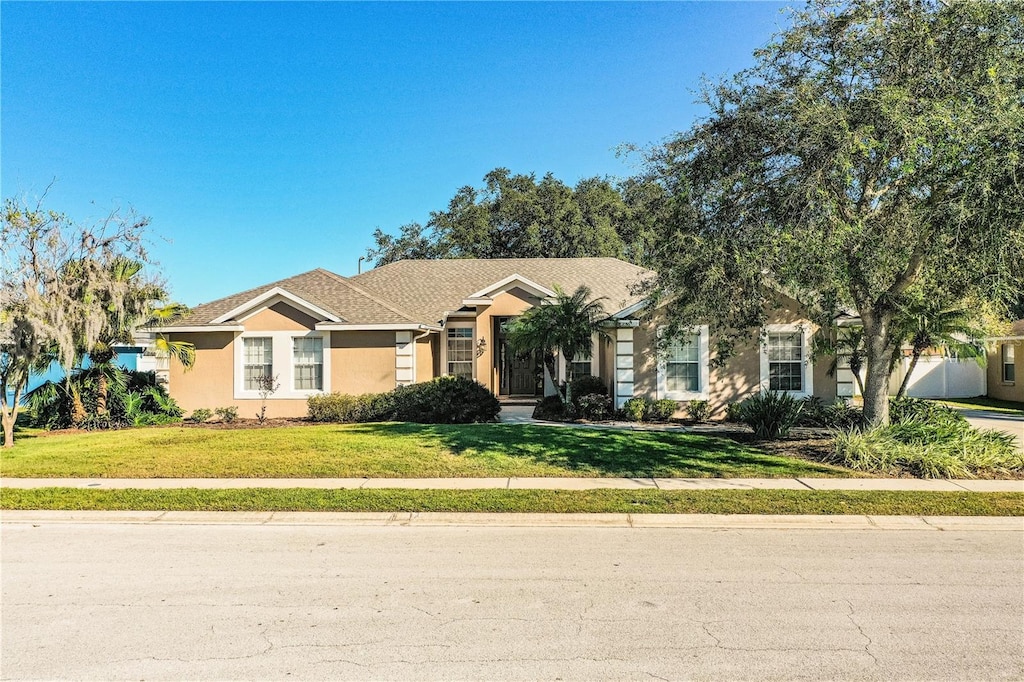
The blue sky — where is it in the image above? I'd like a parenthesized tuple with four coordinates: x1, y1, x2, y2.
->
(2, 1, 790, 305)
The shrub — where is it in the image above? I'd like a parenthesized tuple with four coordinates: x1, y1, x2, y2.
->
(725, 402, 744, 423)
(309, 377, 500, 425)
(798, 397, 865, 430)
(622, 397, 649, 422)
(687, 400, 712, 422)
(391, 376, 500, 424)
(647, 399, 678, 422)
(576, 393, 612, 421)
(738, 390, 804, 440)
(532, 395, 566, 421)
(190, 408, 213, 423)
(889, 397, 966, 428)
(308, 393, 365, 422)
(831, 421, 1023, 478)
(569, 375, 607, 401)
(214, 406, 239, 423)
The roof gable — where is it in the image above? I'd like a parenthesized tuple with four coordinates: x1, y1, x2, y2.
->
(210, 287, 343, 324)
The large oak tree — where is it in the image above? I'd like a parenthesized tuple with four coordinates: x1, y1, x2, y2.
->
(638, 0, 1024, 425)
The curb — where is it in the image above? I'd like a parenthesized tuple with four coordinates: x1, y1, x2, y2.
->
(2, 510, 1022, 531)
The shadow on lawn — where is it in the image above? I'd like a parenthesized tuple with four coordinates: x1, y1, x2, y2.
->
(341, 422, 843, 478)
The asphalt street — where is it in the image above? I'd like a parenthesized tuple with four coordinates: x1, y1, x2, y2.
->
(2, 520, 1022, 681)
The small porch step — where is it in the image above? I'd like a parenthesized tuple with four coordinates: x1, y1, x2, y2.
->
(498, 397, 540, 407)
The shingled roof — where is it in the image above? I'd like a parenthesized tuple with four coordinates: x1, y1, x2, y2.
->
(350, 257, 654, 325)
(167, 268, 419, 326)
(168, 258, 654, 328)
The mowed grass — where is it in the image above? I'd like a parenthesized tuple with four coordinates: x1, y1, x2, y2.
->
(2, 487, 1020, 516)
(936, 397, 1024, 415)
(0, 422, 851, 479)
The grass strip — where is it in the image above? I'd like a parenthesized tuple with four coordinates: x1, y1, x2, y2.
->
(2, 488, 1021, 516)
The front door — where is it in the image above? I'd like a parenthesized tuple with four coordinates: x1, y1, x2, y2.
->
(508, 350, 536, 396)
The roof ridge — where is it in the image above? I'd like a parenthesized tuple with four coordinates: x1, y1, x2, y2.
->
(313, 268, 421, 324)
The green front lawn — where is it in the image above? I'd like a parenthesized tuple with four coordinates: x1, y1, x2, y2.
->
(2, 488, 1020, 516)
(0, 422, 851, 479)
(936, 397, 1024, 415)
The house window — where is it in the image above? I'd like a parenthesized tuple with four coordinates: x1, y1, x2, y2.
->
(767, 332, 803, 392)
(293, 336, 323, 390)
(1003, 344, 1016, 383)
(570, 343, 592, 379)
(666, 334, 700, 392)
(243, 337, 273, 390)
(447, 327, 474, 379)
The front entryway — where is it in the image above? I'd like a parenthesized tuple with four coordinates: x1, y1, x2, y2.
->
(496, 317, 542, 397)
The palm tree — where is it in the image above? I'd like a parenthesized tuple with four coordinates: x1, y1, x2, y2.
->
(891, 299, 987, 399)
(77, 257, 195, 416)
(505, 285, 609, 405)
(814, 326, 866, 397)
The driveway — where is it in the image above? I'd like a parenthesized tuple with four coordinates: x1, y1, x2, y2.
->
(958, 409, 1024, 450)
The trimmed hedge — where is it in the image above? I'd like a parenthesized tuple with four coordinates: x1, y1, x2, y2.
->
(308, 376, 500, 424)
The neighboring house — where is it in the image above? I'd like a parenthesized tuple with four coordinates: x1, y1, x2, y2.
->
(987, 320, 1023, 403)
(160, 258, 838, 418)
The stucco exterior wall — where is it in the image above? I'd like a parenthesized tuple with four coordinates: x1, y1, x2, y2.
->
(987, 340, 1023, 403)
(632, 296, 837, 416)
(168, 331, 235, 413)
(330, 331, 397, 395)
(416, 334, 437, 383)
(243, 303, 319, 332)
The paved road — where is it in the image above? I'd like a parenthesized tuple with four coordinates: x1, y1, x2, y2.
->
(3, 520, 1022, 681)
(959, 408, 1024, 450)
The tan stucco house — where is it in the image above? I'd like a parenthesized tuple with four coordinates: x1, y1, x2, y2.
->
(161, 258, 837, 418)
(987, 320, 1023, 403)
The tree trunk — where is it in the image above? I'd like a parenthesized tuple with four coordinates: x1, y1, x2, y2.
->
(563, 353, 575, 406)
(895, 350, 922, 399)
(96, 372, 108, 416)
(2, 410, 15, 448)
(862, 316, 897, 427)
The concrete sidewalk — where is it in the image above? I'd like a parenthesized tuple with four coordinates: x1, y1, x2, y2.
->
(2, 476, 1021, 492)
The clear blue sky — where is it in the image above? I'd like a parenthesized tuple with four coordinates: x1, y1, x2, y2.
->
(2, 1, 791, 306)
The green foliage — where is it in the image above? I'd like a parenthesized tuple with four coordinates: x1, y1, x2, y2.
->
(725, 402, 743, 423)
(686, 400, 712, 422)
(636, 0, 1024, 426)
(569, 375, 607, 401)
(532, 395, 567, 422)
(189, 408, 213, 423)
(647, 399, 678, 423)
(307, 377, 500, 425)
(798, 397, 866, 430)
(622, 397, 649, 422)
(575, 393, 613, 421)
(889, 397, 967, 428)
(25, 368, 182, 430)
(738, 391, 804, 440)
(214, 406, 238, 423)
(366, 168, 653, 266)
(832, 422, 1023, 479)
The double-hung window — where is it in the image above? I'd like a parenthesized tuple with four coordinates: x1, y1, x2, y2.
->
(570, 342, 593, 379)
(293, 337, 324, 390)
(666, 334, 701, 393)
(446, 327, 474, 379)
(767, 331, 804, 392)
(243, 337, 273, 391)
(1003, 344, 1016, 383)
(658, 326, 709, 400)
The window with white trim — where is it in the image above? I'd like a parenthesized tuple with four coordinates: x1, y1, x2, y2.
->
(657, 325, 710, 400)
(666, 334, 700, 392)
(293, 336, 324, 390)
(766, 331, 805, 392)
(1003, 343, 1016, 383)
(243, 337, 273, 391)
(446, 327, 474, 379)
(570, 343, 592, 379)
